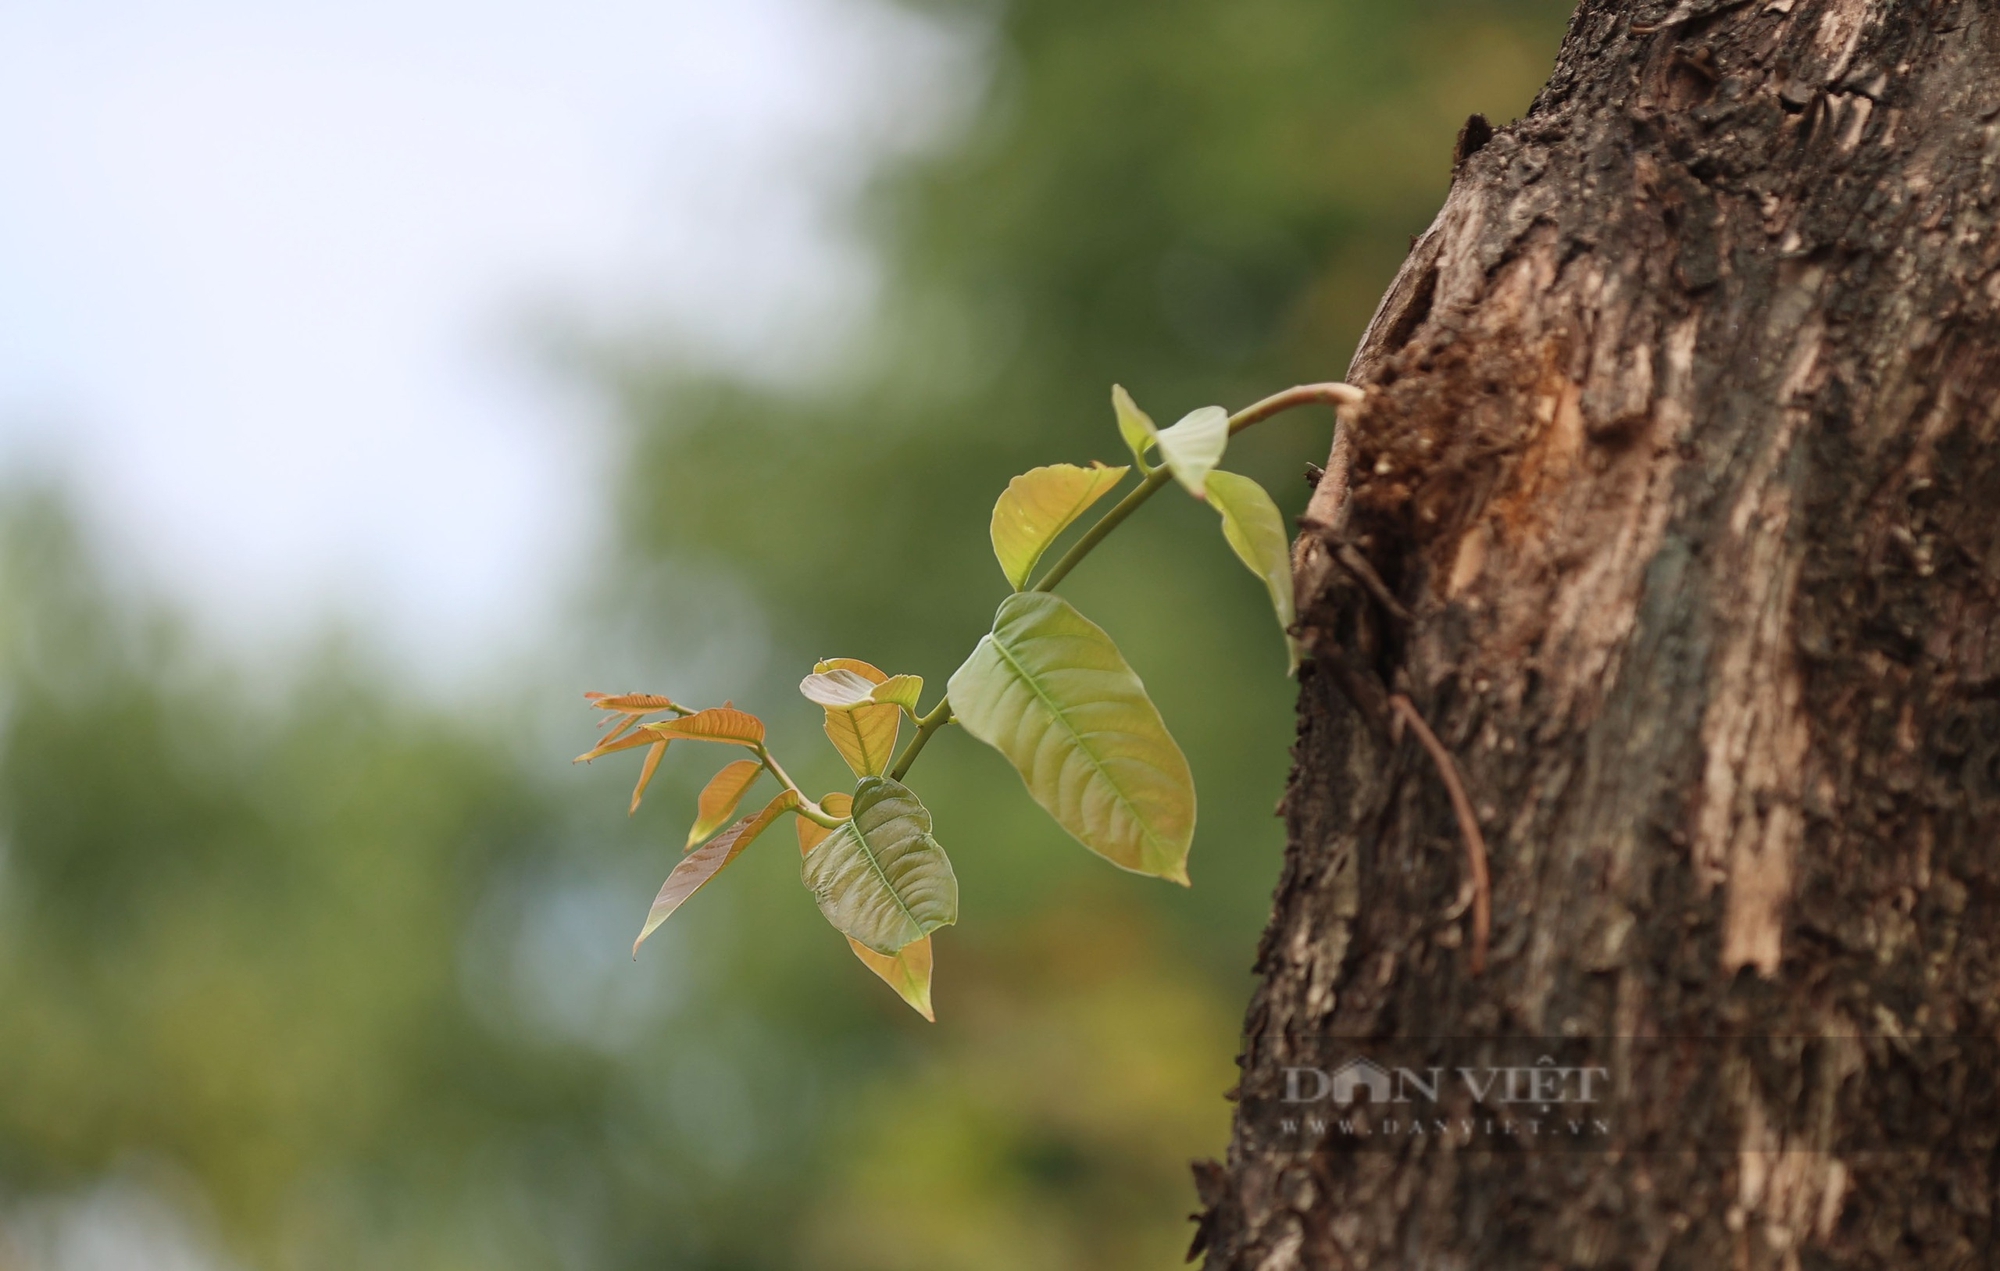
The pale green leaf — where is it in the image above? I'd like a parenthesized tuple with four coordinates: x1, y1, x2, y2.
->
(1153, 405, 1228, 497)
(800, 668, 878, 707)
(634, 790, 798, 956)
(946, 592, 1194, 882)
(988, 463, 1128, 589)
(1111, 384, 1156, 471)
(1205, 470, 1300, 672)
(870, 674, 924, 714)
(801, 776, 958, 954)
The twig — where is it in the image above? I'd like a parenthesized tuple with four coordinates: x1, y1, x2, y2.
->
(1388, 693, 1490, 975)
(1300, 517, 1414, 625)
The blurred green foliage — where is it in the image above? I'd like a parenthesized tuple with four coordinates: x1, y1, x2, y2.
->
(0, 1, 1571, 1267)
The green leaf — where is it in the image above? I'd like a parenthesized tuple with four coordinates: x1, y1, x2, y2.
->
(946, 592, 1194, 882)
(634, 790, 798, 956)
(1205, 470, 1300, 672)
(1111, 384, 1156, 472)
(801, 776, 959, 954)
(1110, 386, 1227, 497)
(988, 462, 1128, 589)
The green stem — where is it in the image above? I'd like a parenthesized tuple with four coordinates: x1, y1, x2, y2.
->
(894, 381, 1356, 783)
(1029, 381, 1355, 593)
(759, 744, 840, 827)
(888, 700, 952, 782)
(1029, 467, 1173, 592)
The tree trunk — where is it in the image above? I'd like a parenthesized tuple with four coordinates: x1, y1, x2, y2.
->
(1196, 2, 2000, 1267)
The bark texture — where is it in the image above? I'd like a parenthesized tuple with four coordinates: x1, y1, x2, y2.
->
(1199, 2, 2000, 1267)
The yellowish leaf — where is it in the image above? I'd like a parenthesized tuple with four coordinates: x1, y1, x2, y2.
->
(988, 462, 1128, 589)
(647, 706, 766, 748)
(823, 701, 900, 778)
(871, 674, 924, 714)
(1112, 384, 1156, 471)
(686, 759, 764, 849)
(1206, 469, 1300, 672)
(847, 934, 935, 1021)
(629, 740, 669, 815)
(634, 790, 798, 956)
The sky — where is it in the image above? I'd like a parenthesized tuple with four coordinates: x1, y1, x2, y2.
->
(0, 0, 967, 679)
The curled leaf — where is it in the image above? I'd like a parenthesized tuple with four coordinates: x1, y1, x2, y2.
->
(801, 776, 958, 955)
(800, 668, 879, 708)
(686, 759, 764, 849)
(586, 691, 683, 713)
(1205, 470, 1300, 672)
(847, 934, 935, 1021)
(1153, 406, 1229, 498)
(1112, 385, 1156, 472)
(576, 725, 673, 764)
(989, 463, 1129, 589)
(1111, 388, 1227, 496)
(634, 789, 798, 956)
(647, 706, 766, 748)
(947, 592, 1194, 882)
(629, 740, 669, 815)
(813, 657, 887, 682)
(795, 790, 855, 856)
(870, 674, 924, 714)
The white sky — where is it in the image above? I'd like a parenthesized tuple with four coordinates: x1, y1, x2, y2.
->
(0, 0, 964, 679)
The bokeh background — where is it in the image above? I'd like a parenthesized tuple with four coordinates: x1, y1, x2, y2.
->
(0, 2, 1573, 1267)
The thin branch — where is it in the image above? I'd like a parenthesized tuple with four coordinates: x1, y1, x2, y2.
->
(1388, 693, 1490, 975)
(1298, 516, 1413, 625)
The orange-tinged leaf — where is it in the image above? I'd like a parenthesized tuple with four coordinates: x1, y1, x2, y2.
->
(647, 706, 766, 748)
(576, 726, 672, 763)
(587, 691, 683, 713)
(795, 791, 856, 857)
(813, 657, 887, 684)
(629, 740, 669, 814)
(633, 789, 798, 956)
(823, 701, 900, 778)
(687, 759, 763, 849)
(797, 817, 835, 856)
(847, 934, 934, 1021)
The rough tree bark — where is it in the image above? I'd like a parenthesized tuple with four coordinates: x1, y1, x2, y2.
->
(1196, 2, 2000, 1267)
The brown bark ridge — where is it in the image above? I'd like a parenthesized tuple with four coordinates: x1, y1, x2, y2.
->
(1198, 2, 2000, 1268)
